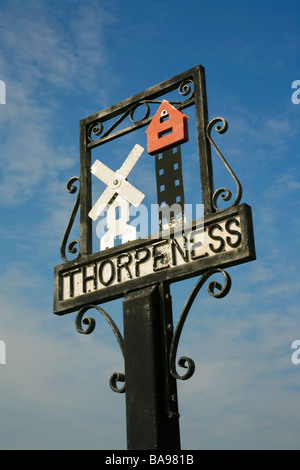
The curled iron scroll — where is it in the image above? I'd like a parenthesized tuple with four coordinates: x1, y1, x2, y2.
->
(206, 117, 242, 211)
(129, 80, 194, 124)
(88, 79, 194, 144)
(75, 305, 125, 393)
(60, 176, 80, 262)
(169, 268, 232, 381)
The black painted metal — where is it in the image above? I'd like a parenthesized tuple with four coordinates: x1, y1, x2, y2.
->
(60, 177, 80, 262)
(123, 284, 180, 450)
(79, 122, 92, 256)
(169, 268, 231, 381)
(155, 146, 185, 232)
(206, 117, 242, 211)
(75, 304, 126, 394)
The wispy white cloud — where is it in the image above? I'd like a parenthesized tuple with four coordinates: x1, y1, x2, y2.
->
(0, 0, 117, 90)
(0, 0, 117, 206)
(262, 168, 300, 200)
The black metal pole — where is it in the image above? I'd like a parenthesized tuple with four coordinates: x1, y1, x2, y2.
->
(123, 283, 181, 450)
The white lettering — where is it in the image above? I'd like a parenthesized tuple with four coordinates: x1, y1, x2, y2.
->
(0, 340, 6, 365)
(105, 455, 139, 467)
(60, 215, 243, 301)
(291, 80, 300, 104)
(291, 340, 300, 365)
(0, 80, 6, 104)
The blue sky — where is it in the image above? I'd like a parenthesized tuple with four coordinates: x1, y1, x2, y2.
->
(1, 0, 300, 450)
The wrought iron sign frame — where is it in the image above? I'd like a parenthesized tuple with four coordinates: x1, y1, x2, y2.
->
(55, 65, 255, 315)
(54, 65, 256, 450)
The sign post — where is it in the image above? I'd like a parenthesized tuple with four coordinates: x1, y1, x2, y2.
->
(123, 284, 180, 450)
(54, 65, 256, 450)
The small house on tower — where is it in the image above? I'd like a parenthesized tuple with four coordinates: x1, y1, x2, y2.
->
(146, 100, 189, 155)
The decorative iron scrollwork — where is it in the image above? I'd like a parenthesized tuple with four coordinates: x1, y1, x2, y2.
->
(206, 117, 242, 211)
(87, 79, 194, 146)
(178, 79, 194, 97)
(110, 372, 125, 394)
(60, 177, 80, 263)
(169, 268, 232, 381)
(75, 304, 125, 393)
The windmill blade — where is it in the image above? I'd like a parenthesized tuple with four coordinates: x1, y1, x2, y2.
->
(118, 144, 144, 178)
(117, 179, 145, 207)
(88, 186, 115, 221)
(91, 159, 115, 186)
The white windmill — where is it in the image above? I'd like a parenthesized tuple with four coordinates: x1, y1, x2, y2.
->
(89, 144, 145, 250)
